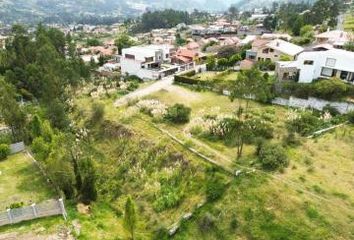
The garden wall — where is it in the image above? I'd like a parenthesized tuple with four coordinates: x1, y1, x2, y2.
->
(272, 97, 354, 114)
(0, 199, 67, 227)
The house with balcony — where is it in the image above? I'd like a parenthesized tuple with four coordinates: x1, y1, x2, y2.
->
(246, 38, 304, 62)
(120, 45, 179, 80)
(276, 49, 354, 84)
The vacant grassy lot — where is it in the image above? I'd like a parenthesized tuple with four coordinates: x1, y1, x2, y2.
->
(59, 85, 354, 239)
(0, 153, 56, 210)
(192, 71, 238, 82)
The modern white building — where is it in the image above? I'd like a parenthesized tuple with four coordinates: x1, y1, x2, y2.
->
(276, 49, 354, 84)
(120, 45, 180, 80)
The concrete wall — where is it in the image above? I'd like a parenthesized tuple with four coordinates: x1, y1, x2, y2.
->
(272, 96, 354, 114)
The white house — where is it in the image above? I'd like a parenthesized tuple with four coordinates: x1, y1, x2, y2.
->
(120, 45, 180, 80)
(276, 49, 354, 84)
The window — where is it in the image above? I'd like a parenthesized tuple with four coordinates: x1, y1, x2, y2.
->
(321, 67, 333, 77)
(262, 48, 269, 54)
(325, 58, 336, 67)
(270, 49, 274, 53)
(125, 54, 135, 60)
(145, 57, 154, 62)
(166, 54, 169, 58)
(340, 71, 348, 80)
(304, 60, 314, 65)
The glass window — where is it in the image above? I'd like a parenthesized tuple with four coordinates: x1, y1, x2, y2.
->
(304, 60, 314, 65)
(325, 58, 336, 67)
(340, 71, 348, 80)
(321, 67, 333, 77)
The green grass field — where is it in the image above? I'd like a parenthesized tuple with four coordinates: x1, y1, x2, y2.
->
(0, 153, 57, 210)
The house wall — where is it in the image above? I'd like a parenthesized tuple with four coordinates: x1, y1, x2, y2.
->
(121, 58, 160, 80)
(256, 47, 290, 62)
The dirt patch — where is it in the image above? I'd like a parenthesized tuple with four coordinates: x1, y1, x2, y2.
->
(0, 229, 74, 240)
(77, 203, 91, 215)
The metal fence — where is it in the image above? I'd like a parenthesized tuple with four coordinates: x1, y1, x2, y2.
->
(0, 199, 67, 227)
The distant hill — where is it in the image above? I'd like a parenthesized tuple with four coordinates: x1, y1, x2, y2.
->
(0, 0, 314, 25)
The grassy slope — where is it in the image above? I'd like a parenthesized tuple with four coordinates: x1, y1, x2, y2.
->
(74, 85, 354, 239)
(3, 84, 353, 239)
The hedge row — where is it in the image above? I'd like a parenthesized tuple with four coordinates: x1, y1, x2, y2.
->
(279, 78, 354, 101)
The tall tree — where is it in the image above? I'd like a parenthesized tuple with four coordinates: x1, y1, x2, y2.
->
(0, 79, 26, 141)
(124, 196, 137, 240)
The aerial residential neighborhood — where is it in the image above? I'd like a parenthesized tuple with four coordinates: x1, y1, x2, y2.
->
(0, 0, 354, 239)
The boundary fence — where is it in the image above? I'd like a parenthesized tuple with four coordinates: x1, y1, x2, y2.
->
(0, 199, 67, 227)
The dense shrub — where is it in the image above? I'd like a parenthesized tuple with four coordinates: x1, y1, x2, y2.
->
(286, 111, 327, 136)
(258, 143, 289, 171)
(31, 137, 50, 162)
(198, 213, 216, 232)
(312, 78, 348, 100)
(206, 173, 226, 202)
(280, 79, 354, 101)
(90, 103, 105, 125)
(152, 227, 169, 240)
(0, 144, 10, 161)
(165, 104, 191, 124)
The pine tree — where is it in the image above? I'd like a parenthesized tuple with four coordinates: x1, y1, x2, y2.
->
(124, 196, 137, 240)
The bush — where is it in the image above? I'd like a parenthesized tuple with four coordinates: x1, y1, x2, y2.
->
(286, 111, 326, 136)
(165, 104, 191, 124)
(198, 213, 216, 232)
(152, 227, 169, 240)
(258, 143, 289, 171)
(0, 144, 10, 161)
(348, 111, 354, 124)
(90, 103, 105, 124)
(312, 78, 348, 100)
(206, 174, 226, 202)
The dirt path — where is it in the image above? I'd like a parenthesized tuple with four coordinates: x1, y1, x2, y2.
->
(114, 76, 174, 107)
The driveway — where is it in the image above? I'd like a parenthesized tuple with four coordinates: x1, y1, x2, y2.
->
(114, 76, 174, 107)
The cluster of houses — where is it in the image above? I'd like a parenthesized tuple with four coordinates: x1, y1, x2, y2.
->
(275, 30, 354, 84)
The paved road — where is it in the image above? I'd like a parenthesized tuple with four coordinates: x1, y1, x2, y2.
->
(114, 76, 174, 107)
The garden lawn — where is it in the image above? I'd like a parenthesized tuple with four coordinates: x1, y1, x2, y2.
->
(192, 71, 239, 82)
(0, 152, 56, 210)
(0, 152, 64, 236)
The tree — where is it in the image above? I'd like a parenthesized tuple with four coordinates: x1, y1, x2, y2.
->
(206, 56, 216, 71)
(0, 79, 26, 141)
(228, 6, 238, 21)
(230, 68, 273, 114)
(115, 33, 134, 55)
(124, 196, 137, 240)
(79, 158, 97, 204)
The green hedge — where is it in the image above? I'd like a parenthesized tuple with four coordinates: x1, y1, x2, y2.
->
(279, 78, 354, 101)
